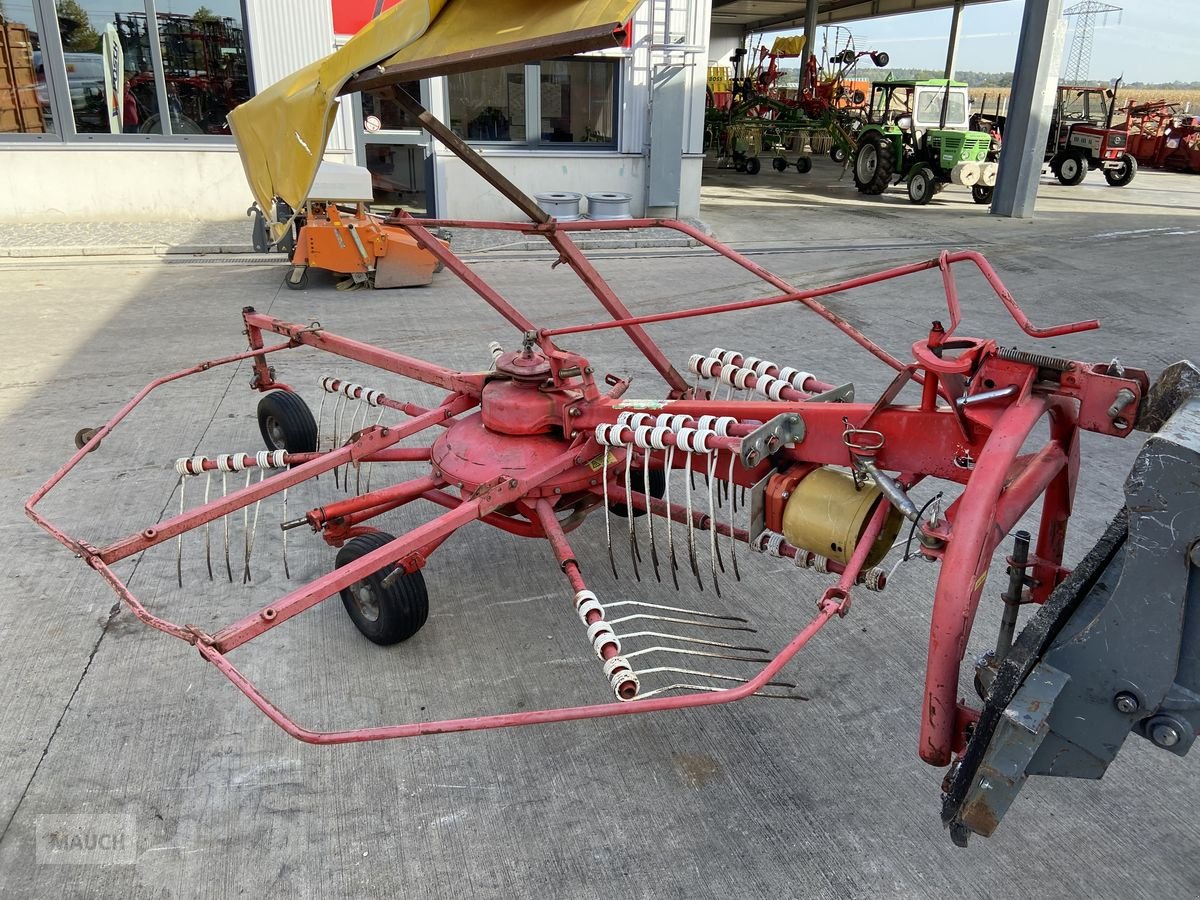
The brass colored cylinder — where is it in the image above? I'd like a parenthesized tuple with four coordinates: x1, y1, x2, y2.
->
(781, 467, 903, 568)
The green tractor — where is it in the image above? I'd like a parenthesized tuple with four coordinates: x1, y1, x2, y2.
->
(852, 79, 999, 204)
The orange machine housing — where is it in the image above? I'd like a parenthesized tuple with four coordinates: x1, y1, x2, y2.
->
(289, 202, 445, 290)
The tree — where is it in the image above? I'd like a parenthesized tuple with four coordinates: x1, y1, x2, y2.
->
(56, 0, 101, 52)
(193, 6, 218, 23)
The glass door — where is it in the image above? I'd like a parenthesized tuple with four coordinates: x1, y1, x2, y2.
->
(355, 78, 433, 216)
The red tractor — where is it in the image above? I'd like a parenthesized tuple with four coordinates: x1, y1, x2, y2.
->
(1047, 80, 1137, 187)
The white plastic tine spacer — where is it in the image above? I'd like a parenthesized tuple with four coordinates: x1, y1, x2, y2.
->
(688, 354, 706, 375)
(610, 669, 640, 700)
(578, 599, 604, 624)
(574, 589, 598, 610)
(603, 655, 632, 678)
(713, 416, 737, 436)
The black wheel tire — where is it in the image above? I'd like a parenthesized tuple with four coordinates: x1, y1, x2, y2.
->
(744, 156, 762, 175)
(609, 466, 667, 519)
(853, 133, 894, 194)
(257, 390, 318, 453)
(336, 531, 429, 645)
(285, 265, 309, 290)
(734, 158, 747, 173)
(972, 184, 995, 205)
(772, 156, 788, 172)
(1104, 154, 1137, 187)
(907, 167, 936, 205)
(795, 156, 813, 174)
(1056, 151, 1087, 186)
(871, 51, 890, 68)
(830, 146, 847, 164)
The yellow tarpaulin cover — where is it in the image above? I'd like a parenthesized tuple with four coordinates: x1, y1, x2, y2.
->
(229, 0, 639, 220)
(769, 35, 806, 58)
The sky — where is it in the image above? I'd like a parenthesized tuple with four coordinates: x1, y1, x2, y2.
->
(764, 0, 1200, 83)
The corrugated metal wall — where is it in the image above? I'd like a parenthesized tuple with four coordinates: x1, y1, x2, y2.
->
(243, 0, 355, 156)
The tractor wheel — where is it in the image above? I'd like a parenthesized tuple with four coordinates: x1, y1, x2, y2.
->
(257, 390, 318, 454)
(336, 531, 429, 646)
(870, 51, 890, 68)
(772, 156, 788, 172)
(972, 184, 995, 205)
(744, 156, 762, 175)
(1104, 154, 1137, 187)
(1055, 151, 1088, 186)
(610, 466, 667, 519)
(907, 166, 937, 205)
(830, 146, 847, 164)
(853, 133, 893, 195)
(795, 156, 813, 174)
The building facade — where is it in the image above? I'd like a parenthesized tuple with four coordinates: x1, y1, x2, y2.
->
(0, 0, 710, 223)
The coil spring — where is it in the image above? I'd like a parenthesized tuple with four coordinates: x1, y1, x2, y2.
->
(998, 347, 1072, 372)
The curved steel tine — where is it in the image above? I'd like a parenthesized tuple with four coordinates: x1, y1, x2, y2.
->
(176, 474, 185, 589)
(684, 450, 702, 589)
(644, 447, 660, 582)
(363, 407, 384, 495)
(329, 393, 341, 487)
(203, 472, 213, 581)
(663, 444, 679, 589)
(707, 452, 723, 598)
(618, 629, 768, 653)
(282, 482, 290, 580)
(241, 469, 253, 584)
(315, 386, 326, 452)
(623, 444, 641, 579)
(342, 401, 365, 492)
(634, 683, 806, 700)
(727, 452, 741, 581)
(602, 447, 618, 580)
(631, 666, 797, 690)
(604, 600, 748, 622)
(622, 645, 771, 664)
(605, 612, 754, 632)
(222, 471, 233, 582)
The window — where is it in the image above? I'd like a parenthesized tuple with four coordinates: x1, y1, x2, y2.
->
(448, 57, 617, 148)
(914, 87, 968, 128)
(4, 0, 253, 141)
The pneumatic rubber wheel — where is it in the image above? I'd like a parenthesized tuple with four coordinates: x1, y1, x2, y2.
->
(1104, 154, 1137, 186)
(610, 466, 667, 519)
(744, 156, 762, 175)
(972, 184, 995, 205)
(1055, 151, 1088, 186)
(830, 146, 847, 164)
(907, 166, 936, 205)
(853, 132, 893, 194)
(772, 156, 788, 172)
(285, 265, 309, 290)
(336, 531, 429, 645)
(257, 390, 318, 453)
(795, 156, 813, 174)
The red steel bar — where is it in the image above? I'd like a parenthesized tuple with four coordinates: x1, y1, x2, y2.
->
(919, 396, 1049, 765)
(244, 312, 487, 397)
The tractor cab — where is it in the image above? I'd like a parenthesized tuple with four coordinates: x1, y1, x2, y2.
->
(1046, 81, 1137, 187)
(854, 79, 996, 204)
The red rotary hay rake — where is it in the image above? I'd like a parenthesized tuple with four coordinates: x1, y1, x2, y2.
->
(27, 93, 1200, 847)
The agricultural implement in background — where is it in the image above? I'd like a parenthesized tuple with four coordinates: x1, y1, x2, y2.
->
(248, 161, 446, 291)
(1122, 99, 1200, 175)
(706, 33, 887, 175)
(852, 79, 1000, 205)
(29, 0, 1200, 847)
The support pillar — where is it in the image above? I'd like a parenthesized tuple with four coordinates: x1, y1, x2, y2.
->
(944, 0, 964, 79)
(799, 0, 819, 84)
(990, 0, 1067, 219)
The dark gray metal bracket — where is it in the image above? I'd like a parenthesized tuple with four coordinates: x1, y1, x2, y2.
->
(943, 391, 1200, 845)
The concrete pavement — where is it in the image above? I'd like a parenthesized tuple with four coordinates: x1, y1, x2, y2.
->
(0, 159, 1198, 898)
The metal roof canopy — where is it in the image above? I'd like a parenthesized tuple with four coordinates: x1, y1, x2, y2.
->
(713, 0, 1001, 33)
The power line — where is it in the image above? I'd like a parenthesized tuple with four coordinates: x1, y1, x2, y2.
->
(1063, 1, 1122, 83)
